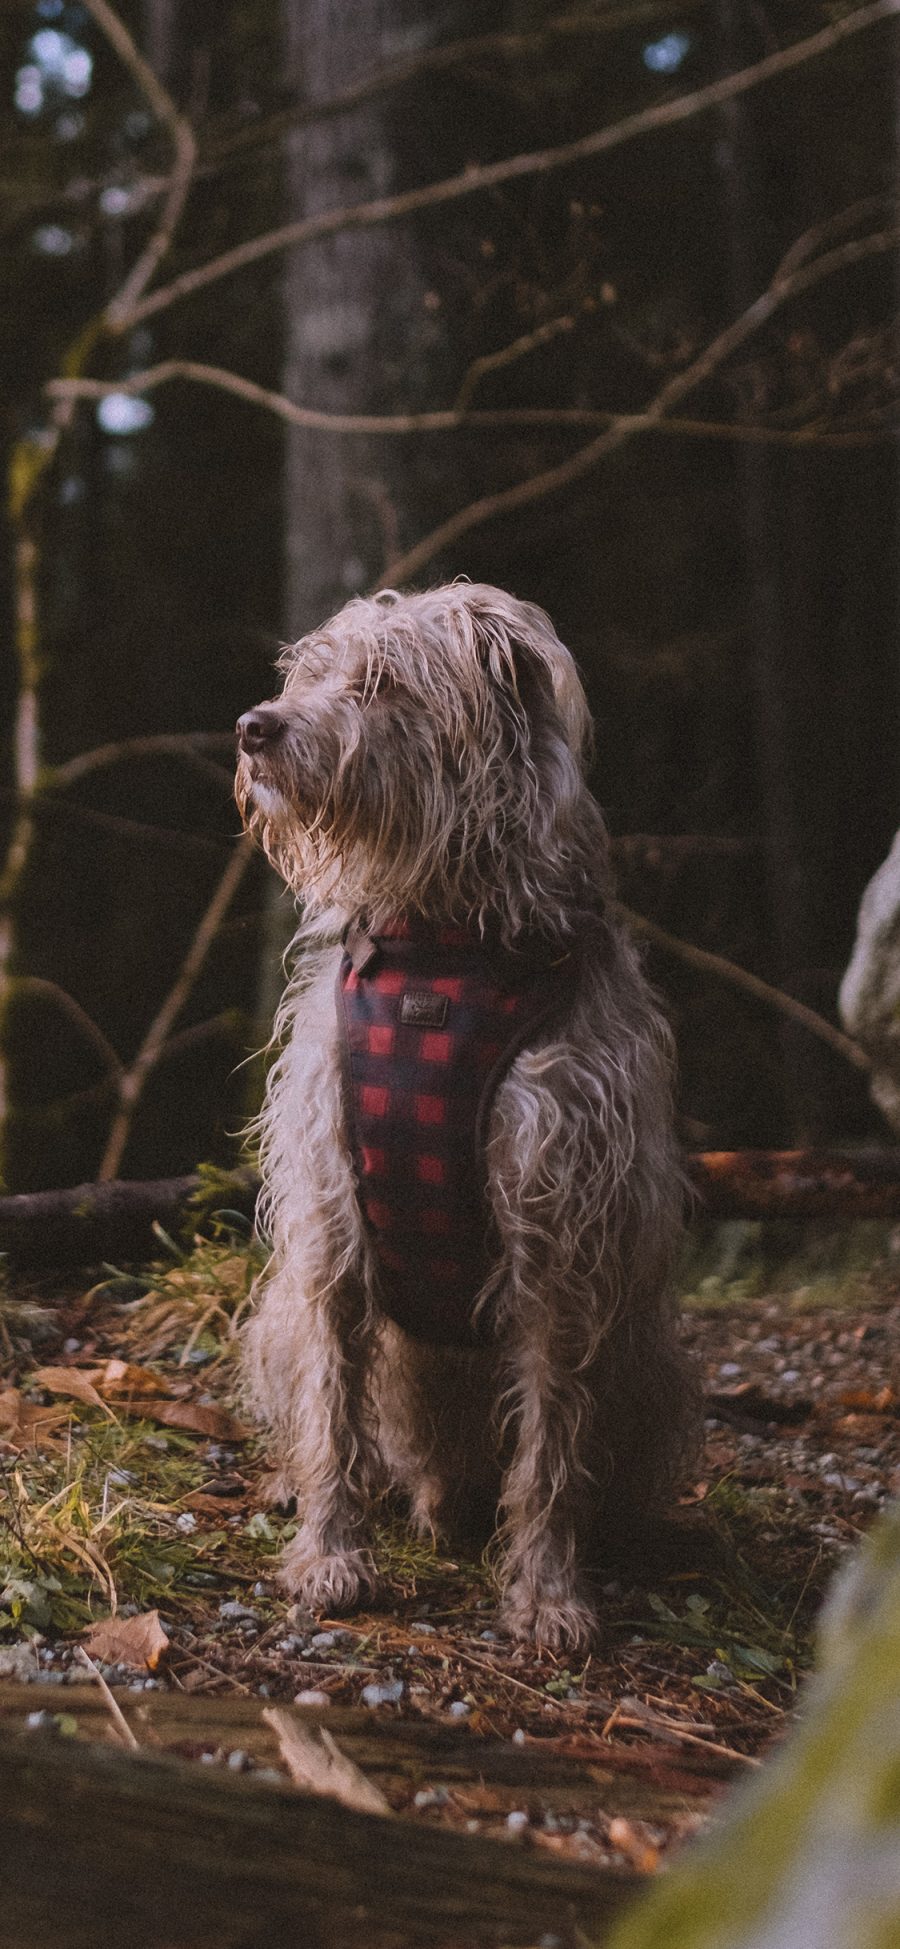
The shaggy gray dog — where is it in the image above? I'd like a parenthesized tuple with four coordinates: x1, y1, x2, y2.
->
(235, 583, 698, 1651)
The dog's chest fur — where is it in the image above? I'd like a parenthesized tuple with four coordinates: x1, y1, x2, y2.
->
(336, 917, 575, 1345)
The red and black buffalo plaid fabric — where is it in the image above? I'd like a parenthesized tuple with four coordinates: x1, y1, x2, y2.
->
(336, 916, 578, 1346)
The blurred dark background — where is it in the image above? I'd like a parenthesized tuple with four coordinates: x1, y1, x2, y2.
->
(1, 0, 898, 1190)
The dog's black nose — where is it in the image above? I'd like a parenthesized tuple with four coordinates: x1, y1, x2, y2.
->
(237, 708, 285, 753)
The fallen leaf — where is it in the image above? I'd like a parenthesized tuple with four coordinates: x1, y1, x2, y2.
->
(608, 1816, 662, 1873)
(0, 1387, 72, 1451)
(262, 1706, 391, 1815)
(120, 1398, 249, 1440)
(835, 1386, 896, 1415)
(96, 1359, 172, 1399)
(30, 1366, 109, 1413)
(82, 1609, 170, 1672)
(181, 1490, 246, 1516)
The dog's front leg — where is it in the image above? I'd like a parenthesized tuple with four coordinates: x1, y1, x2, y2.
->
(497, 1320, 600, 1655)
(247, 1259, 381, 1614)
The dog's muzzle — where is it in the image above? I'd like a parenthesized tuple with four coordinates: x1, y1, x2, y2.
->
(236, 707, 285, 754)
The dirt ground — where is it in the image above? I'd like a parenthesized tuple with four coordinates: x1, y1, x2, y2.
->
(1, 1234, 898, 1873)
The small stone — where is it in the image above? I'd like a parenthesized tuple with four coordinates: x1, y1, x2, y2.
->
(25, 1710, 56, 1730)
(218, 1601, 260, 1623)
(478, 1629, 497, 1641)
(447, 1700, 470, 1718)
(36, 1669, 66, 1686)
(822, 1472, 861, 1493)
(227, 1749, 249, 1771)
(780, 1369, 800, 1385)
(258, 1683, 271, 1698)
(506, 1810, 529, 1833)
(175, 1512, 198, 1534)
(251, 1582, 268, 1599)
(707, 1659, 733, 1683)
(62, 1337, 81, 1354)
(309, 1631, 337, 1650)
(413, 1786, 448, 1809)
(294, 1688, 330, 1708)
(143, 1435, 169, 1452)
(276, 1636, 307, 1655)
(410, 1620, 436, 1634)
(361, 1679, 404, 1707)
(0, 1641, 39, 1681)
(718, 1362, 742, 1379)
(512, 1728, 526, 1745)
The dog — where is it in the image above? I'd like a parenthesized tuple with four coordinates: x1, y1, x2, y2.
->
(235, 582, 699, 1651)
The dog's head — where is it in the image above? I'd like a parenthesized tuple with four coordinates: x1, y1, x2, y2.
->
(235, 583, 608, 938)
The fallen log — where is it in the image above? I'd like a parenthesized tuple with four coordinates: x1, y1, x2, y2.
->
(3, 1150, 900, 1272)
(0, 1715, 636, 1949)
(0, 1685, 730, 1816)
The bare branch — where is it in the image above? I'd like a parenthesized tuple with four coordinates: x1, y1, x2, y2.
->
(11, 978, 123, 1080)
(46, 361, 896, 449)
(52, 732, 235, 790)
(379, 225, 900, 585)
(202, 3, 707, 171)
(453, 314, 578, 410)
(613, 901, 871, 1074)
(98, 838, 255, 1181)
(80, 0, 196, 330)
(125, 0, 900, 329)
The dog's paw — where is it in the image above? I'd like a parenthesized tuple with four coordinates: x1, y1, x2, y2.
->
(278, 1539, 380, 1614)
(500, 1589, 599, 1655)
(259, 1469, 298, 1512)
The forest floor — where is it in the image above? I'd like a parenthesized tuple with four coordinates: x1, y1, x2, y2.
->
(1, 1227, 899, 1881)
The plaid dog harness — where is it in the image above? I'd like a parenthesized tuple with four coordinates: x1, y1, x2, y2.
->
(336, 917, 579, 1346)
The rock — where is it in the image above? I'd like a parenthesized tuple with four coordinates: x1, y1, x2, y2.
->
(361, 1679, 404, 1707)
(218, 1601, 260, 1624)
(293, 1688, 331, 1708)
(0, 1641, 39, 1681)
(447, 1700, 470, 1718)
(506, 1810, 529, 1833)
(839, 830, 900, 1129)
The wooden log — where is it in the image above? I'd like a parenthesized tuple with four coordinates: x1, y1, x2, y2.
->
(0, 1716, 637, 1949)
(0, 1684, 727, 1816)
(3, 1149, 900, 1273)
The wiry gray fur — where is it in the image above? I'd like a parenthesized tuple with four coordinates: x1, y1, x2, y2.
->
(235, 582, 699, 1650)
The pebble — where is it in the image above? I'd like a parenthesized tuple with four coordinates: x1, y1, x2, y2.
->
(512, 1728, 526, 1745)
(276, 1636, 308, 1656)
(822, 1472, 861, 1493)
(506, 1810, 529, 1833)
(218, 1601, 260, 1623)
(361, 1679, 404, 1707)
(410, 1620, 436, 1635)
(26, 1710, 57, 1730)
(718, 1362, 742, 1379)
(413, 1787, 449, 1809)
(62, 1337, 82, 1354)
(447, 1700, 470, 1719)
(227, 1749, 249, 1771)
(780, 1370, 800, 1385)
(309, 1631, 338, 1651)
(175, 1512, 198, 1534)
(294, 1689, 331, 1708)
(478, 1629, 497, 1641)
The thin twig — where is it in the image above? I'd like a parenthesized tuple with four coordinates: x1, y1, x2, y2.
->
(202, 3, 708, 172)
(98, 837, 255, 1180)
(79, 0, 196, 331)
(46, 362, 898, 449)
(126, 1, 900, 328)
(613, 900, 871, 1073)
(52, 732, 235, 790)
(73, 1644, 140, 1749)
(379, 225, 900, 585)
(11, 978, 123, 1079)
(454, 314, 578, 410)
